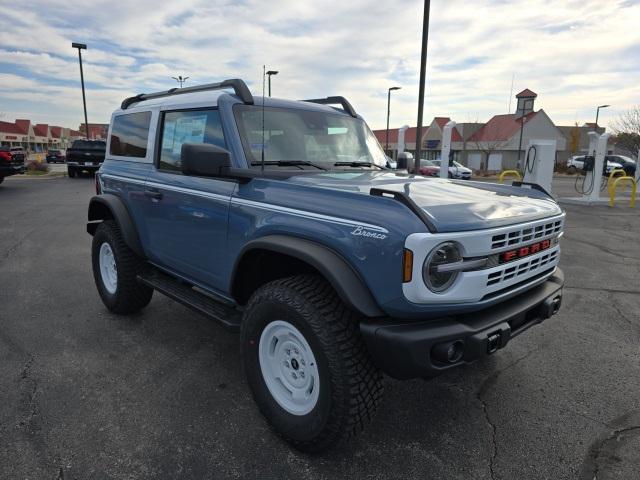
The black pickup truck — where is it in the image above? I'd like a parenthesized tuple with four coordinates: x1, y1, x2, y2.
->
(66, 140, 106, 178)
(0, 146, 25, 184)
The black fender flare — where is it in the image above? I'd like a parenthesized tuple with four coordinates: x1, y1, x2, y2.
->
(87, 194, 145, 257)
(231, 234, 384, 318)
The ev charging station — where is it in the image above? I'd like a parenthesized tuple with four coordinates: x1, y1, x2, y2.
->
(522, 139, 557, 193)
(439, 120, 456, 179)
(397, 125, 410, 156)
(559, 132, 612, 206)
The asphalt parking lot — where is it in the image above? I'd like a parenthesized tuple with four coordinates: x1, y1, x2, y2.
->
(1, 175, 639, 479)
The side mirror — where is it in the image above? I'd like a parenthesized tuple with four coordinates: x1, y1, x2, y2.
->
(181, 143, 232, 177)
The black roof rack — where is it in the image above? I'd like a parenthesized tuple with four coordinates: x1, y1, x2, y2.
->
(120, 78, 254, 110)
(302, 96, 357, 117)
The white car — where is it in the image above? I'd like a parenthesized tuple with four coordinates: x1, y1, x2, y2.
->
(567, 155, 622, 174)
(430, 159, 472, 179)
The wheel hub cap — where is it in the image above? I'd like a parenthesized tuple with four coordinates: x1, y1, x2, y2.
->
(99, 242, 117, 294)
(258, 320, 320, 416)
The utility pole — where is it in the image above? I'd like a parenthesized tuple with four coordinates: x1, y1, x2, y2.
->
(71, 42, 89, 140)
(266, 70, 278, 97)
(386, 86, 401, 155)
(414, 0, 431, 172)
(172, 75, 189, 88)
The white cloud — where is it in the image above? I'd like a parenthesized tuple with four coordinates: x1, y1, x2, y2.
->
(0, 0, 638, 130)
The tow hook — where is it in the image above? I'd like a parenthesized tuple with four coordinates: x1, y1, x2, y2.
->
(487, 332, 501, 354)
(541, 294, 563, 319)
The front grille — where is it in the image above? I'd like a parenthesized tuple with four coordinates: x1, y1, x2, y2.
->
(487, 250, 558, 286)
(491, 219, 562, 250)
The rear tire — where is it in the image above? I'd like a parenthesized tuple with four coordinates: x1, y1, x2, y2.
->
(567, 165, 576, 174)
(241, 274, 384, 453)
(67, 167, 76, 178)
(91, 220, 153, 314)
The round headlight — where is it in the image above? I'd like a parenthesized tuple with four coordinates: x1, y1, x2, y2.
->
(423, 242, 462, 292)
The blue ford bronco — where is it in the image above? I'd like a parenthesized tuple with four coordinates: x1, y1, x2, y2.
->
(87, 79, 564, 452)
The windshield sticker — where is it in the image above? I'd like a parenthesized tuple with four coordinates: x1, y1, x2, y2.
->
(172, 115, 207, 155)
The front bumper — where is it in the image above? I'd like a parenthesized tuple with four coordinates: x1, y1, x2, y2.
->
(360, 269, 564, 379)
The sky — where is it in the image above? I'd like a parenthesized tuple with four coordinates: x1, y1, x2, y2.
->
(0, 0, 638, 131)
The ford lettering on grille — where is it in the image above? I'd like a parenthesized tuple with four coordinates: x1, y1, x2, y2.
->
(500, 237, 557, 264)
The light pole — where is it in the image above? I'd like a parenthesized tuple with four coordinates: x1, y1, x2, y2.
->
(594, 104, 610, 130)
(71, 42, 89, 140)
(414, 0, 431, 172)
(385, 86, 401, 155)
(266, 70, 278, 97)
(172, 75, 189, 88)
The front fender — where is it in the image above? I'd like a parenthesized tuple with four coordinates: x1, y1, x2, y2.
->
(231, 234, 385, 318)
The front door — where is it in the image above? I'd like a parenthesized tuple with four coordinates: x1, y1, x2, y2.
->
(141, 108, 235, 293)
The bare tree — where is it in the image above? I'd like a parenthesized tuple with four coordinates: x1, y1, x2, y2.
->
(612, 106, 640, 156)
(468, 118, 511, 172)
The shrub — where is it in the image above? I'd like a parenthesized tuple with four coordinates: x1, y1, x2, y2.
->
(26, 161, 49, 172)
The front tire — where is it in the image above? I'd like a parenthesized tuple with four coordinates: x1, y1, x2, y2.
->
(91, 220, 153, 314)
(241, 275, 383, 453)
(67, 167, 76, 178)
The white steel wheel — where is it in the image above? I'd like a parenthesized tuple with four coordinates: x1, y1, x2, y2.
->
(258, 320, 320, 416)
(99, 242, 118, 294)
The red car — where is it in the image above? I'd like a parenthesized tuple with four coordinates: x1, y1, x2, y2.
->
(418, 159, 439, 177)
(0, 146, 26, 184)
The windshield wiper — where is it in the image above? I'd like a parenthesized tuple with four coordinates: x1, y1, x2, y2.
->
(333, 161, 385, 170)
(251, 160, 327, 170)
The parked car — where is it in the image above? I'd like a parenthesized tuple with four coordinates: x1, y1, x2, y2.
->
(566, 155, 622, 174)
(66, 140, 106, 177)
(429, 159, 472, 179)
(87, 79, 564, 452)
(0, 146, 26, 184)
(606, 155, 636, 177)
(418, 159, 439, 177)
(46, 149, 66, 163)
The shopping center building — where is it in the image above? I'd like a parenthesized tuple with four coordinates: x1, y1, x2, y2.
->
(0, 119, 85, 152)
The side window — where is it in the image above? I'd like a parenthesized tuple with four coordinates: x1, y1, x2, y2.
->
(110, 112, 151, 157)
(159, 109, 226, 172)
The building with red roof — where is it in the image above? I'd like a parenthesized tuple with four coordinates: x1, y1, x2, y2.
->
(0, 119, 89, 151)
(373, 88, 585, 171)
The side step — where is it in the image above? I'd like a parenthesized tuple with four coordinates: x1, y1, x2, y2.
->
(138, 270, 242, 331)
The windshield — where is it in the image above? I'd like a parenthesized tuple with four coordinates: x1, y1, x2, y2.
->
(234, 105, 387, 169)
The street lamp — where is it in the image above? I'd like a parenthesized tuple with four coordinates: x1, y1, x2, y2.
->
(595, 104, 610, 130)
(385, 86, 401, 154)
(71, 42, 89, 140)
(414, 0, 431, 172)
(266, 70, 278, 97)
(172, 75, 189, 88)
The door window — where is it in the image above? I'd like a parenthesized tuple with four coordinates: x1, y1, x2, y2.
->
(158, 109, 226, 172)
(110, 111, 151, 157)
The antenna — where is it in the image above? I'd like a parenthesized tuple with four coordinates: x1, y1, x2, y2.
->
(261, 65, 266, 172)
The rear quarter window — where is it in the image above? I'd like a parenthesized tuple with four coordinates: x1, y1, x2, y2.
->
(110, 111, 152, 158)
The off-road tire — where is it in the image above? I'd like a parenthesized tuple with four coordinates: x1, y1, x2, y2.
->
(91, 220, 153, 314)
(67, 167, 76, 178)
(241, 274, 384, 453)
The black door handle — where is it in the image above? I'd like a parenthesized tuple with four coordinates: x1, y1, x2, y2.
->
(144, 189, 163, 200)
